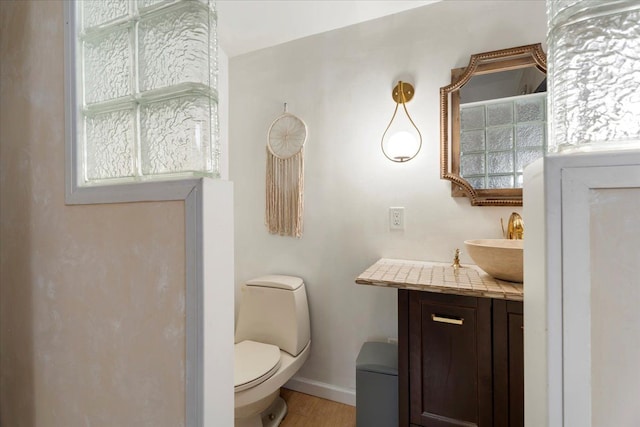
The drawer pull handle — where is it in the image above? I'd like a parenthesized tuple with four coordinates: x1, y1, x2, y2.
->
(432, 314, 464, 326)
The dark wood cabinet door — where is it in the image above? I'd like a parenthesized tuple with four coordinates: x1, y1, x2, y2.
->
(408, 292, 492, 427)
(493, 300, 524, 427)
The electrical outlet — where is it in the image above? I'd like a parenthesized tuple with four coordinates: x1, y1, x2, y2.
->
(389, 207, 405, 230)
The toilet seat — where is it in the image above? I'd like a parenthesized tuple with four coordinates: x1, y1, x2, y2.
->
(234, 340, 282, 392)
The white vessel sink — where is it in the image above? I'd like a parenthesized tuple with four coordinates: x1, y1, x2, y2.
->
(464, 239, 523, 283)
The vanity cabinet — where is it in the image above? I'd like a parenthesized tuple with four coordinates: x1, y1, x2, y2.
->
(399, 290, 523, 427)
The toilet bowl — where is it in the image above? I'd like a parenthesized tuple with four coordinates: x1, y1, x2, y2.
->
(234, 275, 311, 427)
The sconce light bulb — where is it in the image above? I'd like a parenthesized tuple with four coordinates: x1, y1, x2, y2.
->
(387, 131, 419, 162)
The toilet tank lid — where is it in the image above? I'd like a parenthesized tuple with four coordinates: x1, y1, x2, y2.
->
(246, 275, 303, 290)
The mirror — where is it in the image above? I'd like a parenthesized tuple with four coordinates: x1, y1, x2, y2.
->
(440, 44, 547, 206)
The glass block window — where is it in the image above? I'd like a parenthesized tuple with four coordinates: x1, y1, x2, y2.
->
(460, 92, 546, 189)
(547, 1, 640, 152)
(73, 0, 219, 186)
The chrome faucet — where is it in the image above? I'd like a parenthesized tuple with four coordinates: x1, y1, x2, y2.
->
(502, 212, 524, 240)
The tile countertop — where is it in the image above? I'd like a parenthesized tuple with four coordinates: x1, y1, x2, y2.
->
(355, 258, 523, 301)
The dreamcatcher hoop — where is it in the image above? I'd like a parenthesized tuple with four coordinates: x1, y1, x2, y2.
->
(267, 111, 308, 159)
(265, 104, 307, 238)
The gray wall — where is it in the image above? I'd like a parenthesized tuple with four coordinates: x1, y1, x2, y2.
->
(1, 2, 188, 425)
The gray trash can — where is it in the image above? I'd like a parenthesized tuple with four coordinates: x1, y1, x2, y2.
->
(356, 341, 398, 427)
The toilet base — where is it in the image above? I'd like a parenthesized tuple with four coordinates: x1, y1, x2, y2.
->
(261, 396, 287, 427)
(235, 394, 288, 427)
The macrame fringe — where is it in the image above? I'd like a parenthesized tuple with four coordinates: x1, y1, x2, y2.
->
(265, 147, 304, 237)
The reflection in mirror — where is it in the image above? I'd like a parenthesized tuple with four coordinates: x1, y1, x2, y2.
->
(459, 68, 546, 190)
(460, 68, 545, 103)
(440, 44, 547, 206)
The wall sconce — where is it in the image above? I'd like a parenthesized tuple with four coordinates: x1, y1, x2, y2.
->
(381, 81, 422, 162)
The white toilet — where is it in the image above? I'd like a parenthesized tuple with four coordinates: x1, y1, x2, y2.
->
(234, 275, 311, 427)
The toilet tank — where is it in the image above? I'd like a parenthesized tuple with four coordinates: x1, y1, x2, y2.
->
(235, 275, 310, 356)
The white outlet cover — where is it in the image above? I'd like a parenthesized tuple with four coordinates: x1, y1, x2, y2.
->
(389, 207, 405, 230)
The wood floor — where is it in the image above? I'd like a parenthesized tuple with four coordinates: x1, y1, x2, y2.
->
(279, 388, 356, 427)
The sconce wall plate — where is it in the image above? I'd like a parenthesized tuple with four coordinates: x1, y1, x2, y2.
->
(392, 82, 415, 103)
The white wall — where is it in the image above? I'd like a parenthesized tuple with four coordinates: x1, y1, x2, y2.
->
(525, 153, 640, 427)
(218, 48, 230, 180)
(230, 0, 546, 403)
(202, 180, 235, 427)
(590, 186, 640, 426)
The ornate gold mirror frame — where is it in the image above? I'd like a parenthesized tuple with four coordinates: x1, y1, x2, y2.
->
(440, 44, 547, 206)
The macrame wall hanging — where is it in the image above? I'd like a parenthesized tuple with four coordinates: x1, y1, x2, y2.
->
(265, 104, 308, 238)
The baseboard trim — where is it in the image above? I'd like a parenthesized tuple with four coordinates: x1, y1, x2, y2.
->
(283, 376, 356, 407)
